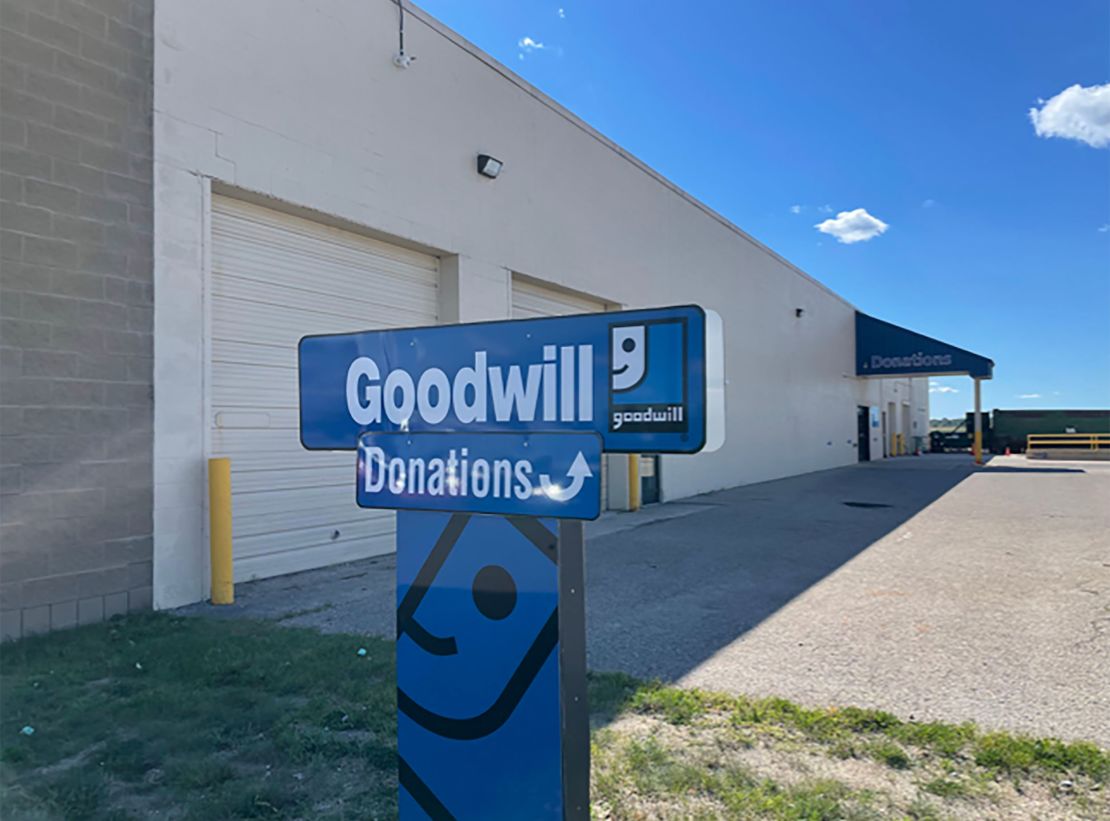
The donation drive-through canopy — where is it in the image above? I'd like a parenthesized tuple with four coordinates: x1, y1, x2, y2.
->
(855, 311, 994, 462)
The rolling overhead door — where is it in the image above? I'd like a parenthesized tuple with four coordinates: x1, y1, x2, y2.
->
(210, 196, 438, 581)
(511, 278, 612, 510)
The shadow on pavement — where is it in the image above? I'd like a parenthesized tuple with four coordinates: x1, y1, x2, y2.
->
(582, 456, 980, 681)
(976, 466, 1085, 474)
(181, 455, 990, 678)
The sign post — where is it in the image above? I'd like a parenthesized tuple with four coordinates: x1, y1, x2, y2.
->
(394, 512, 589, 819)
(299, 305, 722, 819)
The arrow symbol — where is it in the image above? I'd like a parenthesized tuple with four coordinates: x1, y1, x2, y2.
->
(539, 451, 592, 501)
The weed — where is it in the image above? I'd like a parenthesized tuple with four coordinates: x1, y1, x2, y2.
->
(905, 795, 944, 820)
(921, 777, 967, 798)
(631, 684, 723, 724)
(867, 740, 912, 770)
(624, 737, 708, 795)
(162, 756, 235, 789)
(890, 720, 975, 756)
(38, 769, 108, 820)
(586, 670, 641, 722)
(719, 777, 862, 820)
(973, 733, 1109, 781)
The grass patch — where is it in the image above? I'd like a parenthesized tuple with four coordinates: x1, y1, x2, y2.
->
(0, 613, 397, 820)
(618, 679, 1109, 784)
(2, 614, 1107, 819)
(593, 731, 879, 820)
(973, 732, 1109, 780)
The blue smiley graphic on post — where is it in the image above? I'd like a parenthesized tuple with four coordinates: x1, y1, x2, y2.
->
(396, 512, 564, 819)
(396, 514, 556, 737)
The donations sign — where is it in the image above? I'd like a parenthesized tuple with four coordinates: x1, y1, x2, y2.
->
(855, 312, 993, 379)
(357, 432, 602, 520)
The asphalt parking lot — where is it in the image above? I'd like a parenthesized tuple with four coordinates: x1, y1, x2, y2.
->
(182, 454, 1110, 745)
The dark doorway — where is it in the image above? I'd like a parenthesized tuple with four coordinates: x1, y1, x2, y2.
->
(640, 455, 661, 504)
(857, 406, 871, 462)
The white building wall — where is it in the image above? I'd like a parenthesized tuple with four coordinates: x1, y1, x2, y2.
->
(855, 377, 931, 457)
(153, 0, 881, 606)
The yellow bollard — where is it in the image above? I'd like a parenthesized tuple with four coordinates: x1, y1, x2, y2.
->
(628, 454, 641, 512)
(208, 457, 234, 605)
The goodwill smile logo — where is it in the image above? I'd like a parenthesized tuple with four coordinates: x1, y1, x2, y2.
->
(609, 318, 688, 434)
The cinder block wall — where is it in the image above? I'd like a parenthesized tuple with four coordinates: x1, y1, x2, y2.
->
(1, 0, 154, 639)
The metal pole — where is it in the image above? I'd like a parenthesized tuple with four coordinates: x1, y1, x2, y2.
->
(558, 520, 589, 821)
(973, 378, 983, 465)
(208, 457, 234, 604)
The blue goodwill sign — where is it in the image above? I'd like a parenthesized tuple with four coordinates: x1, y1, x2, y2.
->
(357, 432, 602, 520)
(299, 305, 708, 453)
(396, 512, 572, 820)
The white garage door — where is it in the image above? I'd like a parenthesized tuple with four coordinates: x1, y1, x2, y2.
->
(210, 197, 438, 581)
(511, 278, 614, 511)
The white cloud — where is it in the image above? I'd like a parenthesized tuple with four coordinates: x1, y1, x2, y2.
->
(929, 382, 958, 394)
(518, 36, 546, 51)
(1029, 83, 1110, 148)
(557, 7, 565, 18)
(792, 204, 831, 215)
(1098, 223, 1110, 233)
(922, 198, 936, 208)
(1018, 393, 1042, 399)
(815, 208, 889, 244)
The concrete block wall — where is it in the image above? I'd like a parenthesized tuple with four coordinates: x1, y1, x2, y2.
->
(0, 0, 154, 639)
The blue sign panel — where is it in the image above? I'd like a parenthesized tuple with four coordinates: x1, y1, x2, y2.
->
(298, 305, 707, 453)
(856, 312, 993, 379)
(397, 512, 563, 819)
(357, 431, 602, 520)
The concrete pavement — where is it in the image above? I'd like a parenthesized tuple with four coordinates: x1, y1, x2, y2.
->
(179, 454, 1110, 745)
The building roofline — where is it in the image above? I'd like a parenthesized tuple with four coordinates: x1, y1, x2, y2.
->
(406, 2, 856, 312)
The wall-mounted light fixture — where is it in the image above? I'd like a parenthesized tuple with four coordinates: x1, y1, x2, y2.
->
(477, 154, 503, 179)
(795, 307, 805, 318)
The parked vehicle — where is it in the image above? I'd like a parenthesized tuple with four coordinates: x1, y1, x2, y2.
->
(930, 410, 1110, 454)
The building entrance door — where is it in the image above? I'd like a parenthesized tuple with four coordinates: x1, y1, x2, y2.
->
(857, 406, 871, 462)
(639, 455, 661, 504)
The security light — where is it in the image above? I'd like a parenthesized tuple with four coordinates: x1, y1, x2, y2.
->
(477, 154, 503, 179)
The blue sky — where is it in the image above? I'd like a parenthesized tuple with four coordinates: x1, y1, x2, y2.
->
(416, 1, 1110, 417)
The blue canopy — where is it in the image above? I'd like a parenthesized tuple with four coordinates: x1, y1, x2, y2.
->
(856, 312, 993, 379)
